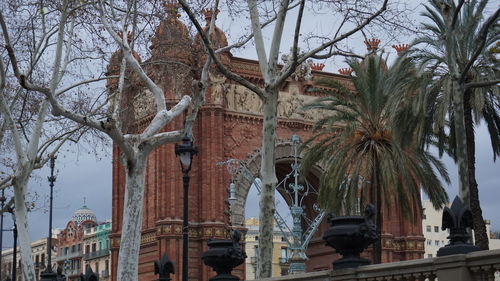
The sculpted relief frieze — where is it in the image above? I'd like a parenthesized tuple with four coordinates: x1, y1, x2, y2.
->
(209, 73, 227, 105)
(224, 83, 328, 122)
(226, 84, 263, 113)
(223, 122, 258, 158)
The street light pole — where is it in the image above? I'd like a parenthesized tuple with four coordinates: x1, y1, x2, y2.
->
(0, 189, 6, 281)
(40, 155, 57, 281)
(8, 208, 17, 281)
(175, 136, 197, 281)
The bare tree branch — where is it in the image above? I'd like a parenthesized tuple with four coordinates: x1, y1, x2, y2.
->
(178, 0, 266, 99)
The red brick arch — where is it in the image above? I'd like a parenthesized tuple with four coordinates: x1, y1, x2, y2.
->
(229, 139, 325, 227)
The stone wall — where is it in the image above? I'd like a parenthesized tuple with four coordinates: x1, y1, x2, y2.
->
(258, 249, 500, 281)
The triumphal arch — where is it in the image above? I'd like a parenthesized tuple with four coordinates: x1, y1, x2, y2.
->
(108, 5, 424, 281)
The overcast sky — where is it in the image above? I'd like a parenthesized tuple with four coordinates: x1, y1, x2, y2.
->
(1, 1, 499, 251)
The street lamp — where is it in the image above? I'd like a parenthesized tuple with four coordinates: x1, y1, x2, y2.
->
(40, 155, 57, 281)
(7, 208, 17, 281)
(0, 189, 6, 281)
(174, 135, 197, 281)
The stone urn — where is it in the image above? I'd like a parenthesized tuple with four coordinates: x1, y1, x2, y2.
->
(323, 204, 378, 269)
(202, 230, 247, 281)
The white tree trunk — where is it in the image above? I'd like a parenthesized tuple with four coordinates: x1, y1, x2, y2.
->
(258, 91, 279, 278)
(13, 173, 37, 281)
(116, 151, 148, 281)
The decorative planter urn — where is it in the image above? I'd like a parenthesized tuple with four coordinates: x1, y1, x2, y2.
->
(202, 230, 247, 281)
(323, 204, 378, 269)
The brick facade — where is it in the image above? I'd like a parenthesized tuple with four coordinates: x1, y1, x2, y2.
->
(109, 6, 424, 281)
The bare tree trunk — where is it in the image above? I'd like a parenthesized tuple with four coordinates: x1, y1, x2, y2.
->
(13, 175, 37, 281)
(257, 91, 278, 278)
(464, 90, 489, 250)
(116, 152, 148, 281)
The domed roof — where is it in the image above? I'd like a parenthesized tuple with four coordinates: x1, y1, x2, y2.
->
(193, 9, 230, 67)
(149, 1, 192, 62)
(72, 205, 97, 225)
(106, 31, 142, 90)
(196, 9, 228, 49)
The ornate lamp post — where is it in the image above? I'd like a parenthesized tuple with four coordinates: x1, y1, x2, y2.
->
(175, 135, 197, 281)
(40, 155, 57, 281)
(217, 135, 325, 275)
(0, 189, 6, 281)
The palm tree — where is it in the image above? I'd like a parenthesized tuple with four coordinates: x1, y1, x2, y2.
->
(301, 54, 450, 263)
(412, 0, 500, 249)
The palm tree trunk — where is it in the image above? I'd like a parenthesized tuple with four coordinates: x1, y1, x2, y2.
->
(372, 157, 382, 264)
(464, 90, 489, 250)
(451, 81, 470, 201)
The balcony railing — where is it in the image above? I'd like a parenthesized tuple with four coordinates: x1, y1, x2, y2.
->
(258, 249, 500, 281)
(83, 249, 110, 260)
(55, 250, 82, 261)
(65, 268, 81, 277)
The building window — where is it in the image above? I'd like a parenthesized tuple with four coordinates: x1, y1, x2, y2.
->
(78, 244, 81, 252)
(99, 241, 102, 250)
(92, 243, 97, 252)
(426, 225, 431, 232)
(65, 247, 69, 255)
(72, 245, 76, 253)
(427, 239, 432, 246)
(435, 240, 440, 246)
(86, 245, 90, 254)
(434, 226, 439, 232)
(280, 247, 288, 259)
(95, 262, 99, 273)
(255, 236, 258, 241)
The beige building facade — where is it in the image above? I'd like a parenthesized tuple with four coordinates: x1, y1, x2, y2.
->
(422, 200, 500, 258)
(1, 236, 58, 281)
(244, 217, 291, 280)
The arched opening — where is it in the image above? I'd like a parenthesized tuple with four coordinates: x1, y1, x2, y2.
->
(223, 140, 327, 279)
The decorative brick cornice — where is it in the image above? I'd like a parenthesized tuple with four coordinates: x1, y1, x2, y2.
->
(392, 44, 410, 55)
(364, 38, 381, 51)
(338, 68, 353, 76)
(311, 63, 325, 71)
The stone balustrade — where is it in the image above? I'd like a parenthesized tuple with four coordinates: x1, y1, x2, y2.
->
(258, 249, 500, 281)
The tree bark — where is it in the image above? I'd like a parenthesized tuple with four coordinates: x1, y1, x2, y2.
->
(372, 157, 382, 264)
(116, 152, 148, 281)
(464, 90, 489, 250)
(451, 80, 470, 202)
(257, 91, 279, 278)
(13, 174, 37, 281)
